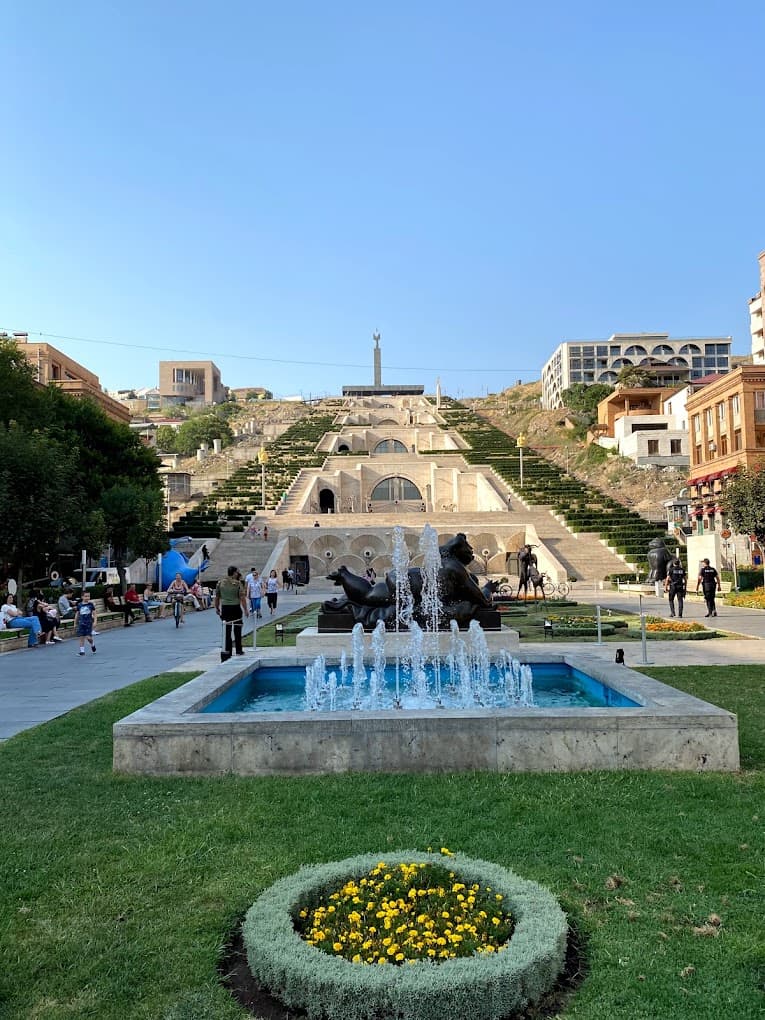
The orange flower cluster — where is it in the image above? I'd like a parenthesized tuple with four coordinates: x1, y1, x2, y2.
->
(644, 616, 704, 633)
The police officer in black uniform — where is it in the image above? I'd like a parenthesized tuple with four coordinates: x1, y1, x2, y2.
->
(696, 558, 721, 617)
(664, 556, 687, 618)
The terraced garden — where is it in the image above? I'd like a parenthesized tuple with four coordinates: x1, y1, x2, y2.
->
(171, 409, 337, 538)
(437, 397, 667, 570)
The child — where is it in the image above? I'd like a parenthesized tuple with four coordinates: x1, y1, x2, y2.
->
(75, 591, 97, 655)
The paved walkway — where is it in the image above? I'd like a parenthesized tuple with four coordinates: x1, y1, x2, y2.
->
(1, 582, 762, 741)
(0, 588, 317, 741)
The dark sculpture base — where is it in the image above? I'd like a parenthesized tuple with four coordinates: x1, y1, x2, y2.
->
(317, 609, 502, 633)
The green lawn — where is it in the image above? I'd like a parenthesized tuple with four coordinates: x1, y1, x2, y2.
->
(1, 668, 764, 1019)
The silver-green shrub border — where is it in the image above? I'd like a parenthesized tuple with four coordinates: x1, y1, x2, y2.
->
(242, 850, 567, 1020)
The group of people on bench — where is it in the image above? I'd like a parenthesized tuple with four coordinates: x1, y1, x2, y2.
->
(104, 575, 212, 626)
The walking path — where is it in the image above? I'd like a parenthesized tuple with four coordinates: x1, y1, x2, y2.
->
(1, 582, 762, 742)
(0, 589, 316, 741)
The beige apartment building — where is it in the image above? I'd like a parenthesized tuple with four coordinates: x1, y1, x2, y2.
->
(750, 251, 765, 364)
(9, 333, 131, 424)
(685, 365, 765, 530)
(158, 361, 225, 407)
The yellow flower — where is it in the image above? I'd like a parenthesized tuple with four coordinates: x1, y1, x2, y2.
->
(440, 847, 454, 856)
(333, 942, 343, 952)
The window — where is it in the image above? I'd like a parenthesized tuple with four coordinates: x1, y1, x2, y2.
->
(717, 402, 726, 422)
(670, 439, 682, 455)
(373, 439, 408, 453)
(755, 391, 765, 410)
(693, 414, 701, 435)
(731, 394, 740, 418)
(624, 345, 648, 356)
(694, 445, 702, 465)
(719, 436, 728, 455)
(734, 430, 742, 451)
(705, 408, 713, 429)
(370, 476, 422, 501)
(647, 439, 660, 455)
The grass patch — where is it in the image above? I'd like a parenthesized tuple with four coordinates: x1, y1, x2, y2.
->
(1, 668, 764, 1018)
(243, 604, 321, 647)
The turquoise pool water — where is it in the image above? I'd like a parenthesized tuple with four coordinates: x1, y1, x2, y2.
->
(199, 663, 640, 713)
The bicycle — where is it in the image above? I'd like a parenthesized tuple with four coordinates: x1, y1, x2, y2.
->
(540, 575, 570, 599)
(171, 595, 185, 628)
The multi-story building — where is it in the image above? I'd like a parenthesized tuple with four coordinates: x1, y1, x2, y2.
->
(592, 386, 689, 468)
(8, 333, 131, 424)
(750, 251, 765, 364)
(158, 361, 225, 407)
(685, 364, 765, 533)
(541, 333, 732, 409)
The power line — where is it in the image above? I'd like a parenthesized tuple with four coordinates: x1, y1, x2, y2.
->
(0, 327, 540, 375)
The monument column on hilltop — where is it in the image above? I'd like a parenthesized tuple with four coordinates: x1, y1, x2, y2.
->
(373, 331, 382, 387)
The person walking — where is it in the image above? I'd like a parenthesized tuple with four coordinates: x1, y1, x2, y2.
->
(696, 558, 721, 617)
(215, 565, 248, 662)
(265, 569, 279, 615)
(244, 567, 263, 619)
(75, 591, 97, 654)
(664, 556, 687, 618)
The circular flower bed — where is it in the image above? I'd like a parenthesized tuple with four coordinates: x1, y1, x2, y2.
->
(243, 850, 567, 1020)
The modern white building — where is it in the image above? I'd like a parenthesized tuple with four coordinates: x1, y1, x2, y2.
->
(750, 251, 765, 364)
(540, 333, 732, 409)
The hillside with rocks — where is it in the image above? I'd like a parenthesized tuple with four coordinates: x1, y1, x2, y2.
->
(469, 383, 685, 522)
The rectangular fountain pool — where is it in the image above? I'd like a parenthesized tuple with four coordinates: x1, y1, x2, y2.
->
(199, 663, 640, 713)
(113, 648, 740, 776)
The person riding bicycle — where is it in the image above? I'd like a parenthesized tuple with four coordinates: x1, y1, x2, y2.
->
(165, 573, 190, 624)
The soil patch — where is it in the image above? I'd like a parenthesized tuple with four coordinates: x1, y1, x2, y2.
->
(219, 916, 587, 1019)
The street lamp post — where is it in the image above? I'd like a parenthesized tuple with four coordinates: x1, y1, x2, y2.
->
(516, 433, 526, 489)
(258, 446, 269, 509)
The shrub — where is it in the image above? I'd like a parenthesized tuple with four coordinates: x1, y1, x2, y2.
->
(243, 850, 567, 1020)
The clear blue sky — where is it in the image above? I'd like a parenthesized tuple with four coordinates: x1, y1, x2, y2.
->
(3, 1, 764, 399)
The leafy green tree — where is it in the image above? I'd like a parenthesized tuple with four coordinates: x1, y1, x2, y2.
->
(725, 467, 765, 546)
(39, 388, 162, 503)
(174, 416, 233, 456)
(616, 365, 658, 388)
(0, 337, 42, 427)
(0, 425, 76, 588)
(561, 383, 614, 413)
(100, 484, 166, 591)
(155, 425, 178, 452)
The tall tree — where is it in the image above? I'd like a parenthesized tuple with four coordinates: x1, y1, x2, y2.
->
(0, 337, 42, 427)
(100, 483, 166, 592)
(725, 467, 765, 545)
(0, 425, 75, 588)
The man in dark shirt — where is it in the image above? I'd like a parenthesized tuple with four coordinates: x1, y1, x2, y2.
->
(215, 565, 248, 661)
(696, 558, 721, 617)
(663, 556, 687, 618)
